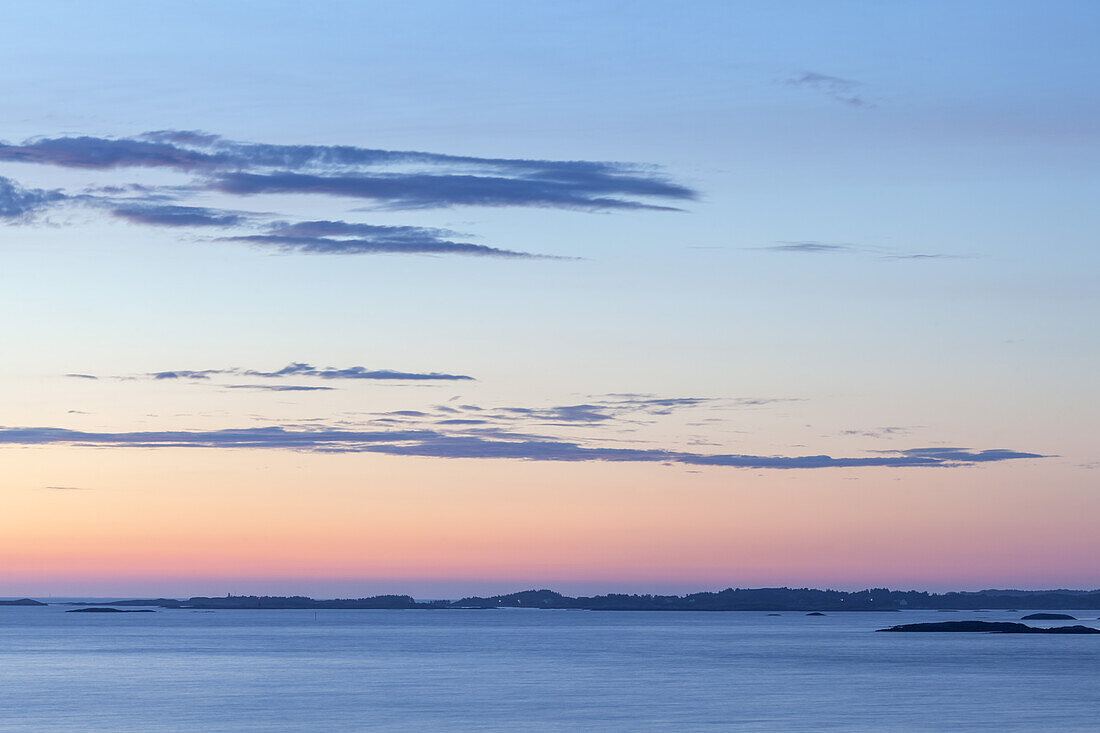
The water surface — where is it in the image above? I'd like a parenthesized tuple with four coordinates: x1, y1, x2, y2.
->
(1, 605, 1098, 731)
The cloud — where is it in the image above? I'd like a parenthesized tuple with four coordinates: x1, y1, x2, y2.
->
(367, 395, 780, 433)
(759, 242, 855, 254)
(754, 241, 957, 260)
(398, 396, 716, 427)
(223, 227, 545, 258)
(0, 176, 65, 220)
(228, 218, 552, 257)
(210, 171, 687, 211)
(150, 370, 220, 380)
(1, 131, 691, 260)
(881, 253, 959, 260)
(841, 426, 915, 438)
(0, 425, 1044, 470)
(0, 131, 695, 212)
(0, 136, 221, 170)
(223, 384, 335, 392)
(496, 404, 618, 423)
(42, 485, 91, 491)
(76, 363, 476, 383)
(787, 72, 867, 107)
(111, 204, 247, 227)
(240, 363, 475, 381)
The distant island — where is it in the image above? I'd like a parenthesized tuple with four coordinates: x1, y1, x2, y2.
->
(47, 586, 1100, 612)
(878, 621, 1100, 634)
(65, 607, 156, 613)
(0, 598, 46, 606)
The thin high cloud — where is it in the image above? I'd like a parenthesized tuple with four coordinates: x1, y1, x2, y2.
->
(841, 426, 916, 439)
(110, 203, 248, 228)
(223, 220, 546, 258)
(0, 131, 695, 211)
(68, 363, 476, 383)
(0, 425, 1043, 470)
(755, 241, 957, 260)
(241, 363, 475, 381)
(353, 395, 796, 447)
(401, 396, 725, 428)
(762, 242, 853, 254)
(787, 72, 868, 107)
(223, 384, 335, 392)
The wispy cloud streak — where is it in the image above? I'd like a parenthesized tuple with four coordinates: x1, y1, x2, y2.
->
(0, 131, 695, 212)
(787, 72, 868, 107)
(0, 131, 691, 257)
(0, 425, 1044, 470)
(241, 363, 475, 381)
(69, 363, 476, 383)
(754, 241, 957, 260)
(111, 204, 247, 227)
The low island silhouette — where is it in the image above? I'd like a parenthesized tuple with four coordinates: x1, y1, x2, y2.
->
(29, 586, 1100, 612)
(878, 621, 1100, 634)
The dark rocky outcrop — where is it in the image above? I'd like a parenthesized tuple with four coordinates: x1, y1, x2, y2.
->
(66, 607, 155, 613)
(877, 620, 1100, 634)
(0, 598, 46, 606)
(1021, 613, 1076, 620)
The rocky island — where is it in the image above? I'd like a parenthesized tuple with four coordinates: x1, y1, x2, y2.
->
(877, 621, 1100, 634)
(0, 598, 47, 606)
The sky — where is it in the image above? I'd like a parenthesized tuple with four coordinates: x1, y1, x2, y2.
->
(1, 0, 1098, 598)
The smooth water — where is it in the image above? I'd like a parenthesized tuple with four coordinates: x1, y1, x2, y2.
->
(1, 605, 1098, 731)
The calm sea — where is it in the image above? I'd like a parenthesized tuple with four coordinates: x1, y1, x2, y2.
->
(1, 604, 1098, 731)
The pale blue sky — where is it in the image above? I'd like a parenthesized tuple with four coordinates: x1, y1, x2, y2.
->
(0, 1, 1097, 593)
(2, 0, 1097, 449)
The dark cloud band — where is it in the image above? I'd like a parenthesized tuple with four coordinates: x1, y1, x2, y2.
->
(0, 425, 1043, 470)
(0, 131, 695, 212)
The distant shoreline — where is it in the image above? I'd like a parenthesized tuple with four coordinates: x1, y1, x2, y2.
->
(7, 586, 1100, 612)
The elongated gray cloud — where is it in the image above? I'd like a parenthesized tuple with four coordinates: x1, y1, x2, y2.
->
(223, 229, 541, 258)
(209, 171, 685, 211)
(0, 136, 219, 169)
(0, 131, 695, 211)
(755, 241, 956, 260)
(762, 242, 853, 254)
(111, 204, 247, 227)
(223, 384, 335, 392)
(0, 425, 1043, 470)
(367, 395, 781, 433)
(1, 131, 691, 259)
(148, 370, 218, 380)
(787, 72, 867, 107)
(240, 363, 475, 381)
(235, 219, 555, 258)
(0, 176, 65, 219)
(88, 363, 476, 383)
